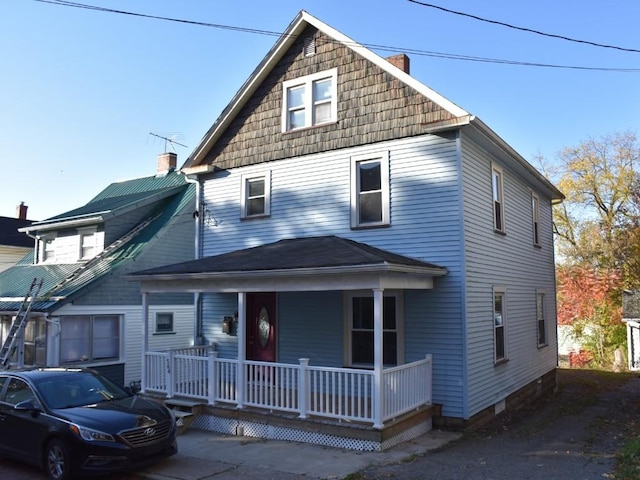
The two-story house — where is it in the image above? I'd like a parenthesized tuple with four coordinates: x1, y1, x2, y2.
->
(0, 153, 195, 385)
(131, 11, 564, 451)
(0, 203, 34, 272)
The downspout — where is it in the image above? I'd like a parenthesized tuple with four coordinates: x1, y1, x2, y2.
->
(24, 233, 40, 264)
(181, 172, 205, 345)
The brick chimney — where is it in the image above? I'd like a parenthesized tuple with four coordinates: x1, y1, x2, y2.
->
(386, 54, 410, 74)
(16, 202, 28, 220)
(157, 152, 177, 176)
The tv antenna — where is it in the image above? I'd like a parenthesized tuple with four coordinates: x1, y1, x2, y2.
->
(149, 132, 188, 152)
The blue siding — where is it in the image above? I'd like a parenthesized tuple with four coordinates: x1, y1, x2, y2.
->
(199, 131, 557, 420)
(460, 131, 558, 418)
(279, 292, 344, 366)
(200, 133, 470, 417)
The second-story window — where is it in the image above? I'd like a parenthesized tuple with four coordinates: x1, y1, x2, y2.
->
(79, 230, 97, 260)
(351, 152, 390, 229)
(282, 69, 337, 131)
(492, 164, 505, 233)
(241, 171, 271, 219)
(42, 238, 56, 263)
(532, 193, 541, 246)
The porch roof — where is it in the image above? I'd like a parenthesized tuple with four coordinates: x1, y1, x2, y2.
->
(129, 235, 447, 293)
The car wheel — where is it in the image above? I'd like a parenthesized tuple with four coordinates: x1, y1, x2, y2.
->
(45, 439, 72, 480)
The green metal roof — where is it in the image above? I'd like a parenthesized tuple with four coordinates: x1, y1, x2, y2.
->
(28, 171, 188, 228)
(0, 180, 195, 313)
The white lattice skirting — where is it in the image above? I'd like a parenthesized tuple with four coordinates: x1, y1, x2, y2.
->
(190, 414, 432, 451)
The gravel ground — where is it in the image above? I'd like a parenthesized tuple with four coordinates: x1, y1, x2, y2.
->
(355, 369, 640, 480)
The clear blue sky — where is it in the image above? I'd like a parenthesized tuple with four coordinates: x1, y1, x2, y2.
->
(2, 0, 639, 220)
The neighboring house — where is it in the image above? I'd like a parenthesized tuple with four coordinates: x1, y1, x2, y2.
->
(130, 11, 564, 450)
(0, 203, 34, 272)
(623, 290, 640, 371)
(0, 153, 195, 385)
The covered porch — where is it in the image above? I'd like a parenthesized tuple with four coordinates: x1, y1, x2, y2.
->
(143, 345, 433, 428)
(131, 236, 447, 449)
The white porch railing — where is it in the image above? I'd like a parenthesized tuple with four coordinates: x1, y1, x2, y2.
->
(143, 347, 432, 427)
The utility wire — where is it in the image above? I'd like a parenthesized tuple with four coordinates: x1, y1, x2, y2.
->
(407, 0, 640, 54)
(34, 0, 640, 72)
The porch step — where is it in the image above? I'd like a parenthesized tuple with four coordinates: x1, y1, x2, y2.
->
(161, 399, 202, 435)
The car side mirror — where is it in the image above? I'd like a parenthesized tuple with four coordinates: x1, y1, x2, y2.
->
(14, 399, 41, 413)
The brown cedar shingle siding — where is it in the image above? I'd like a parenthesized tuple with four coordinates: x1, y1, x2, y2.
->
(204, 26, 458, 170)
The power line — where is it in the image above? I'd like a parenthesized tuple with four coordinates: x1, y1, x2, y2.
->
(407, 0, 640, 54)
(33, 0, 640, 73)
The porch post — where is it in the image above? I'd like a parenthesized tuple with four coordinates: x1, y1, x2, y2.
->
(208, 350, 218, 406)
(237, 292, 246, 409)
(298, 358, 309, 419)
(373, 288, 384, 429)
(140, 292, 149, 393)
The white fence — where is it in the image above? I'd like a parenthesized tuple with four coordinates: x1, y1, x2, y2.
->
(143, 347, 432, 426)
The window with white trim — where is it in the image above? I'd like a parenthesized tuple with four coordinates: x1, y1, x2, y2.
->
(536, 290, 547, 347)
(241, 171, 271, 218)
(79, 227, 98, 260)
(59, 315, 120, 363)
(492, 164, 505, 233)
(351, 152, 390, 228)
(345, 292, 403, 367)
(282, 69, 337, 131)
(42, 237, 56, 263)
(532, 192, 541, 246)
(493, 287, 507, 363)
(156, 313, 174, 334)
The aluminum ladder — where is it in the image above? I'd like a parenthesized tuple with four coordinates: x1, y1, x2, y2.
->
(0, 277, 43, 369)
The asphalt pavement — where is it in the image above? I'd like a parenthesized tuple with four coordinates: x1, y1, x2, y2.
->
(2, 370, 636, 480)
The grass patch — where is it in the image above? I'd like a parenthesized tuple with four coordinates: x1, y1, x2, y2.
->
(615, 437, 640, 479)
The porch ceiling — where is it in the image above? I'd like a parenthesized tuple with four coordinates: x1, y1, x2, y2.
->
(129, 235, 447, 293)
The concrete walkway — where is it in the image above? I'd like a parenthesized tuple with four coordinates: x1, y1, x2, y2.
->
(134, 428, 462, 480)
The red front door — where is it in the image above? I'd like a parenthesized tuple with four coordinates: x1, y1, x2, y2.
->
(246, 292, 276, 362)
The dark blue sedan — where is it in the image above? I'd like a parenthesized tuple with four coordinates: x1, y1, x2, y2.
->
(0, 368, 177, 479)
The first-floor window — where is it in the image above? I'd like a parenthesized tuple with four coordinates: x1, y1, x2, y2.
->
(494, 288, 507, 363)
(60, 315, 120, 363)
(536, 290, 547, 347)
(24, 317, 46, 366)
(156, 313, 174, 334)
(346, 292, 402, 366)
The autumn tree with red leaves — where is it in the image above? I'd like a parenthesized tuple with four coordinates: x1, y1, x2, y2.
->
(547, 132, 640, 369)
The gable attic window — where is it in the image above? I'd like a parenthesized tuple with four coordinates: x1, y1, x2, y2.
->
(241, 171, 271, 219)
(282, 68, 337, 132)
(303, 37, 316, 56)
(351, 151, 390, 228)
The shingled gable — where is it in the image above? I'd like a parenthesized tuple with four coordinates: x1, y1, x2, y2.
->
(181, 10, 471, 174)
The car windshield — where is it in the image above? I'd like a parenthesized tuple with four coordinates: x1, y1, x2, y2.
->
(34, 371, 132, 409)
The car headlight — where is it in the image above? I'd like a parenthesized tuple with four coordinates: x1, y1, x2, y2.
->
(69, 423, 115, 442)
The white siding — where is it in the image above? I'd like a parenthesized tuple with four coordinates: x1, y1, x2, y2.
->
(51, 303, 194, 386)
